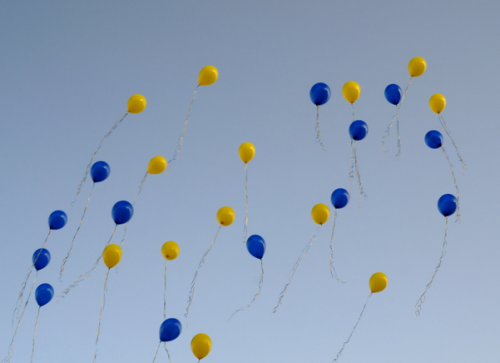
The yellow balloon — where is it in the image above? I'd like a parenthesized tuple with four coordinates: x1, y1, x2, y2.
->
(127, 94, 147, 114)
(238, 142, 255, 164)
(191, 333, 212, 360)
(103, 244, 122, 269)
(408, 57, 426, 77)
(198, 66, 218, 86)
(161, 241, 180, 260)
(342, 81, 361, 104)
(216, 206, 235, 227)
(429, 94, 446, 114)
(147, 156, 167, 174)
(369, 272, 388, 293)
(311, 203, 330, 225)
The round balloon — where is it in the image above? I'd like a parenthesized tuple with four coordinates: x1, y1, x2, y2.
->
(35, 283, 54, 307)
(408, 57, 427, 77)
(199, 66, 218, 86)
(191, 333, 212, 360)
(349, 120, 368, 141)
(91, 161, 111, 183)
(103, 244, 122, 269)
(342, 81, 361, 104)
(429, 94, 446, 114)
(246, 235, 266, 259)
(369, 272, 388, 293)
(159, 318, 182, 342)
(127, 94, 147, 114)
(331, 188, 349, 209)
(310, 83, 331, 106)
(147, 156, 167, 175)
(239, 142, 255, 164)
(311, 203, 330, 225)
(216, 206, 235, 226)
(437, 194, 457, 217)
(48, 210, 67, 230)
(425, 130, 443, 149)
(111, 201, 134, 225)
(384, 84, 402, 105)
(32, 249, 51, 271)
(161, 241, 180, 261)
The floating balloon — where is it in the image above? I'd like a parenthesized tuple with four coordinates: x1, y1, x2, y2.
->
(91, 161, 111, 183)
(329, 188, 350, 283)
(112, 201, 134, 225)
(217, 206, 236, 226)
(239, 142, 255, 243)
(408, 57, 427, 77)
(33, 249, 51, 271)
(191, 333, 212, 360)
(438, 194, 458, 217)
(199, 66, 218, 86)
(49, 210, 67, 230)
(160, 318, 182, 342)
(348, 121, 368, 207)
(161, 241, 180, 321)
(127, 94, 147, 114)
(35, 283, 53, 307)
(382, 84, 403, 156)
(310, 82, 331, 151)
(148, 156, 168, 175)
(342, 81, 361, 121)
(311, 203, 330, 225)
(384, 84, 402, 106)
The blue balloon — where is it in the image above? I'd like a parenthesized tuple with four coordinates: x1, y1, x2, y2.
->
(438, 194, 457, 217)
(48, 210, 67, 230)
(159, 318, 182, 342)
(331, 188, 349, 209)
(310, 83, 331, 106)
(425, 130, 443, 149)
(91, 161, 111, 183)
(35, 283, 54, 307)
(349, 120, 368, 141)
(384, 84, 402, 105)
(111, 201, 134, 225)
(32, 249, 51, 271)
(246, 235, 266, 259)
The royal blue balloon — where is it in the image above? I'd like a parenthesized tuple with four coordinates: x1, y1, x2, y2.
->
(331, 188, 350, 209)
(159, 318, 182, 342)
(246, 235, 266, 259)
(48, 210, 67, 230)
(310, 83, 331, 106)
(438, 194, 457, 217)
(425, 130, 443, 149)
(384, 84, 402, 105)
(32, 249, 51, 271)
(111, 201, 134, 225)
(35, 283, 54, 307)
(91, 161, 111, 183)
(349, 120, 368, 141)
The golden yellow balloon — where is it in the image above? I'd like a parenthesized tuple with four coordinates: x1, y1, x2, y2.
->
(311, 203, 330, 225)
(161, 241, 180, 261)
(429, 94, 446, 114)
(408, 57, 427, 77)
(239, 142, 255, 164)
(342, 81, 361, 104)
(191, 333, 212, 360)
(127, 94, 147, 114)
(198, 66, 218, 86)
(147, 156, 167, 174)
(216, 206, 235, 227)
(369, 272, 388, 293)
(103, 244, 122, 269)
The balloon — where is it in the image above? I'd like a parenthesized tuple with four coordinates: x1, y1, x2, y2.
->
(425, 130, 443, 149)
(331, 188, 349, 209)
(147, 156, 167, 175)
(191, 333, 212, 360)
(91, 161, 110, 183)
(103, 244, 122, 269)
(311, 204, 330, 225)
(384, 84, 402, 105)
(246, 235, 266, 259)
(161, 241, 180, 260)
(349, 120, 368, 141)
(310, 83, 331, 106)
(408, 57, 427, 77)
(429, 94, 446, 114)
(239, 142, 255, 164)
(127, 94, 147, 114)
(342, 81, 361, 104)
(199, 66, 218, 86)
(159, 318, 182, 342)
(32, 249, 51, 271)
(369, 272, 388, 293)
(217, 206, 235, 226)
(111, 201, 134, 225)
(35, 283, 54, 307)
(48, 210, 67, 230)
(438, 194, 457, 217)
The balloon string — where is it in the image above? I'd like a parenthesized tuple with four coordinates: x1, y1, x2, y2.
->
(73, 113, 129, 203)
(329, 210, 345, 284)
(243, 163, 249, 243)
(315, 105, 327, 151)
(273, 225, 321, 313)
(333, 293, 372, 362)
(151, 342, 161, 363)
(134, 172, 149, 206)
(30, 307, 41, 363)
(185, 225, 222, 326)
(164, 343, 173, 363)
(164, 261, 168, 319)
(229, 259, 264, 320)
(395, 106, 401, 158)
(352, 141, 366, 209)
(438, 114, 466, 174)
(441, 147, 461, 223)
(60, 183, 95, 281)
(92, 269, 110, 363)
(415, 217, 448, 316)
(381, 112, 396, 152)
(398, 77, 412, 108)
(351, 103, 355, 122)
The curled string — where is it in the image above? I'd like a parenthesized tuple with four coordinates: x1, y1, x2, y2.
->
(30, 307, 41, 363)
(243, 163, 249, 243)
(60, 183, 95, 281)
(381, 113, 396, 152)
(151, 342, 161, 363)
(333, 293, 372, 362)
(441, 147, 461, 223)
(438, 114, 466, 174)
(351, 103, 355, 122)
(329, 210, 345, 284)
(163, 343, 173, 363)
(229, 259, 264, 320)
(92, 269, 110, 363)
(273, 225, 321, 313)
(399, 77, 412, 108)
(395, 106, 401, 157)
(352, 141, 366, 208)
(315, 105, 327, 151)
(164, 261, 168, 319)
(73, 113, 128, 203)
(348, 140, 355, 196)
(185, 226, 222, 326)
(415, 217, 448, 316)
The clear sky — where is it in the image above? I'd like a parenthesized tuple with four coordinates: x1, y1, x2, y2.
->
(1, 0, 499, 362)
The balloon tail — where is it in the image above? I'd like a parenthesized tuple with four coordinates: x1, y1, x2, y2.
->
(352, 141, 366, 209)
(441, 147, 461, 223)
(92, 269, 110, 363)
(329, 210, 345, 284)
(415, 217, 448, 316)
(164, 261, 168, 319)
(164, 343, 173, 363)
(151, 342, 161, 363)
(438, 114, 466, 174)
(381, 113, 396, 152)
(58, 252, 105, 300)
(134, 172, 149, 206)
(273, 226, 321, 313)
(185, 226, 222, 326)
(73, 113, 128, 203)
(30, 307, 40, 363)
(398, 77, 412, 108)
(395, 106, 401, 158)
(315, 105, 327, 151)
(333, 293, 372, 362)
(230, 259, 264, 320)
(243, 163, 249, 243)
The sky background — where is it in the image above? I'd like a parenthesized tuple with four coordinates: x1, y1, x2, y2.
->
(1, 0, 499, 362)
